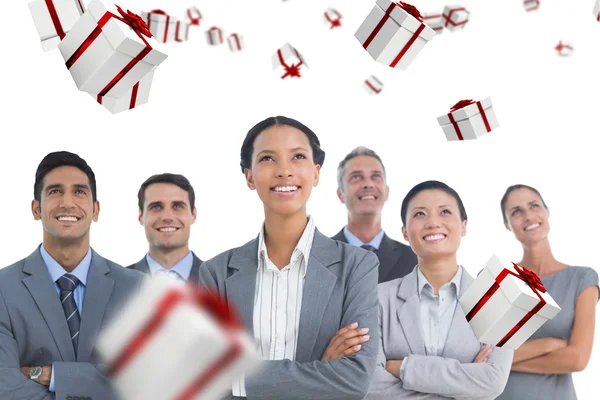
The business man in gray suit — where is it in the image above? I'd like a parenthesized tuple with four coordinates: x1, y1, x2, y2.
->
(332, 146, 417, 283)
(0, 151, 145, 400)
(127, 173, 202, 283)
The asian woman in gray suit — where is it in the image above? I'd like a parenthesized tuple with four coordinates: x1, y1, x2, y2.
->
(367, 181, 513, 399)
(198, 116, 380, 400)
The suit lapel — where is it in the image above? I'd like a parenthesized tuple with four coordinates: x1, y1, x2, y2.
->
(396, 268, 426, 356)
(225, 239, 259, 335)
(131, 257, 151, 275)
(77, 250, 114, 361)
(442, 267, 475, 358)
(331, 228, 347, 243)
(189, 252, 202, 284)
(295, 230, 339, 362)
(22, 247, 76, 361)
(377, 234, 400, 282)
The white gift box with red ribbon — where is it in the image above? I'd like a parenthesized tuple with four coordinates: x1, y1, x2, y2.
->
(97, 277, 257, 400)
(459, 255, 561, 350)
(28, 0, 86, 51)
(175, 20, 190, 42)
(206, 27, 224, 45)
(58, 0, 168, 99)
(523, 0, 540, 12)
(323, 8, 342, 29)
(186, 6, 202, 25)
(140, 10, 175, 43)
(93, 68, 154, 114)
(555, 40, 573, 56)
(272, 43, 308, 79)
(227, 34, 244, 52)
(355, 0, 435, 71)
(422, 12, 444, 34)
(437, 98, 499, 141)
(442, 5, 469, 31)
(364, 75, 383, 95)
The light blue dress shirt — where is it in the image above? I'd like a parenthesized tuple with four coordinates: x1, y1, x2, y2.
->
(40, 245, 92, 392)
(343, 226, 385, 250)
(146, 251, 193, 281)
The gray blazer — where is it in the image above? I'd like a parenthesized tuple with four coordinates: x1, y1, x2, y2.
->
(367, 266, 513, 400)
(126, 251, 203, 284)
(0, 246, 145, 400)
(332, 229, 418, 283)
(199, 228, 380, 400)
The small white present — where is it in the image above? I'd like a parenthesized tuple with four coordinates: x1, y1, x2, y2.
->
(97, 278, 257, 400)
(186, 6, 202, 25)
(459, 255, 561, 350)
(437, 98, 499, 141)
(555, 40, 573, 57)
(206, 26, 223, 45)
(422, 12, 444, 35)
(523, 0, 540, 12)
(93, 68, 154, 114)
(227, 34, 245, 52)
(272, 43, 308, 79)
(364, 75, 383, 95)
(140, 10, 175, 43)
(175, 20, 190, 42)
(28, 0, 85, 51)
(355, 0, 435, 71)
(442, 5, 469, 31)
(323, 8, 342, 29)
(58, 0, 168, 98)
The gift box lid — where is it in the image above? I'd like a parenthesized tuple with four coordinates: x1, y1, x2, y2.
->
(375, 0, 436, 41)
(87, 0, 167, 65)
(484, 254, 561, 319)
(437, 97, 493, 125)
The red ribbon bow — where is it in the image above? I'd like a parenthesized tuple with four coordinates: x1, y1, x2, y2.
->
(282, 63, 302, 78)
(330, 19, 342, 28)
(115, 5, 152, 39)
(397, 2, 423, 21)
(149, 8, 167, 15)
(511, 263, 547, 293)
(450, 99, 475, 112)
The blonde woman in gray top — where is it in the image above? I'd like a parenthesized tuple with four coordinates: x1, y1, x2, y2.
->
(497, 184, 599, 400)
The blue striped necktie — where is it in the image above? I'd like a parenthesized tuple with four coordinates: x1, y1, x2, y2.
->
(361, 244, 379, 255)
(57, 273, 81, 354)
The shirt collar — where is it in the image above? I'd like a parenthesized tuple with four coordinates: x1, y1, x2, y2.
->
(417, 265, 462, 299)
(40, 245, 92, 286)
(343, 226, 385, 249)
(257, 215, 316, 275)
(146, 251, 194, 281)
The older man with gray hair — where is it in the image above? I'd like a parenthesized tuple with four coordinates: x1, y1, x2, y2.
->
(332, 146, 417, 283)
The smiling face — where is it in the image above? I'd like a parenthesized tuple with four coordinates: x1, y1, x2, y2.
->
(31, 166, 99, 245)
(503, 187, 550, 245)
(402, 189, 466, 260)
(244, 124, 320, 217)
(139, 183, 196, 252)
(337, 155, 389, 218)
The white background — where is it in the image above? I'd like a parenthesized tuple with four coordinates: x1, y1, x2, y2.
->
(2, 0, 599, 397)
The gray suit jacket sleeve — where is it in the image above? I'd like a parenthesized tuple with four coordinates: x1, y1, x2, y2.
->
(0, 290, 55, 400)
(52, 362, 117, 400)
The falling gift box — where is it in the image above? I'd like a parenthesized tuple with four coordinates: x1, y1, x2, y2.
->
(141, 10, 176, 43)
(206, 27, 224, 45)
(437, 98, 499, 141)
(323, 8, 342, 29)
(273, 43, 308, 79)
(555, 40, 573, 57)
(175, 20, 190, 42)
(355, 0, 435, 71)
(459, 255, 561, 350)
(97, 277, 257, 400)
(364, 75, 383, 95)
(594, 0, 600, 21)
(28, 0, 86, 51)
(523, 0, 540, 12)
(58, 1, 168, 99)
(93, 68, 154, 114)
(186, 6, 202, 25)
(442, 5, 469, 31)
(422, 11, 444, 35)
(227, 34, 245, 52)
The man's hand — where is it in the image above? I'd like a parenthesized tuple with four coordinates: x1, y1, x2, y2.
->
(20, 366, 52, 386)
(473, 344, 493, 363)
(385, 359, 403, 379)
(321, 322, 370, 361)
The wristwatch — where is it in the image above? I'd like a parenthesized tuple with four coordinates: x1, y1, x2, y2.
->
(29, 366, 43, 383)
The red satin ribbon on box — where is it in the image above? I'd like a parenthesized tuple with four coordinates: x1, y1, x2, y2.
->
(146, 9, 170, 43)
(65, 5, 153, 99)
(187, 8, 201, 25)
(107, 287, 244, 400)
(365, 79, 382, 94)
(362, 1, 426, 68)
(229, 34, 242, 51)
(443, 7, 468, 27)
(277, 47, 303, 79)
(324, 10, 342, 29)
(96, 81, 140, 110)
(465, 263, 548, 347)
(45, 0, 65, 39)
(446, 99, 491, 141)
(207, 27, 223, 44)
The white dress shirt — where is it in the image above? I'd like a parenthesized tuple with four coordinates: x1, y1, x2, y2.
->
(233, 215, 316, 397)
(400, 266, 462, 380)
